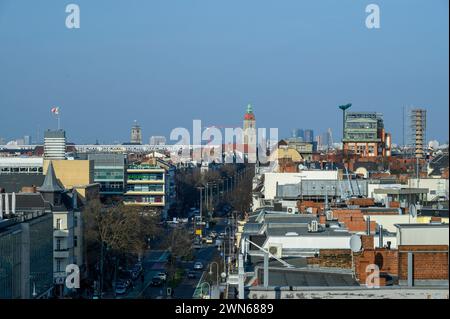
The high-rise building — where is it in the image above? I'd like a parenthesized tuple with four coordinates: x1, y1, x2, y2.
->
(342, 112, 391, 157)
(243, 104, 256, 146)
(322, 128, 333, 149)
(0, 137, 6, 145)
(131, 121, 142, 145)
(44, 130, 66, 160)
(291, 129, 304, 140)
(304, 129, 314, 143)
(150, 136, 167, 145)
(409, 108, 427, 158)
(23, 135, 31, 145)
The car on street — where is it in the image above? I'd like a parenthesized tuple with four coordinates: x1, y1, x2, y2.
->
(156, 272, 167, 281)
(115, 282, 128, 295)
(209, 231, 218, 239)
(193, 261, 204, 270)
(187, 271, 197, 279)
(205, 237, 213, 244)
(150, 276, 164, 286)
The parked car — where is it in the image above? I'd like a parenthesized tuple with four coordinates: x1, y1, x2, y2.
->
(193, 261, 204, 270)
(115, 282, 128, 295)
(150, 276, 163, 286)
(156, 272, 167, 281)
(209, 231, 218, 239)
(187, 271, 196, 279)
(118, 278, 132, 289)
(205, 237, 213, 244)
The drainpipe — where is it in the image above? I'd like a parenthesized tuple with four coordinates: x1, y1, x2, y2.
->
(407, 252, 414, 287)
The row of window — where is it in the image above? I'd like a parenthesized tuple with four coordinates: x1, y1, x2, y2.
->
(126, 184, 164, 192)
(124, 195, 163, 203)
(127, 173, 164, 181)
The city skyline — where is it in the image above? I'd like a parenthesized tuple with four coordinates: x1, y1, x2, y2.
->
(0, 0, 448, 144)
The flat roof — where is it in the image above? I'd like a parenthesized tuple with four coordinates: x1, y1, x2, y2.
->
(374, 188, 429, 194)
(395, 223, 449, 229)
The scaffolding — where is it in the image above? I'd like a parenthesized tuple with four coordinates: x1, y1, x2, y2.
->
(409, 108, 427, 158)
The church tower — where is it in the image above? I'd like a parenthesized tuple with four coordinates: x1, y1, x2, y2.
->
(243, 104, 256, 146)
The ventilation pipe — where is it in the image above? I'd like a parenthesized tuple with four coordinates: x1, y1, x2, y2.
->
(366, 216, 371, 235)
(0, 194, 3, 219)
(12, 192, 16, 215)
(5, 193, 9, 215)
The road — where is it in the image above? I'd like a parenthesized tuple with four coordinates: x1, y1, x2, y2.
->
(141, 217, 229, 299)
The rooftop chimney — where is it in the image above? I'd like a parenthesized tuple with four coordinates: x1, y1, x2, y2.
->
(378, 224, 384, 248)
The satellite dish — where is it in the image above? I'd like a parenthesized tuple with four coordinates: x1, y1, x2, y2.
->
(409, 204, 417, 218)
(349, 235, 362, 253)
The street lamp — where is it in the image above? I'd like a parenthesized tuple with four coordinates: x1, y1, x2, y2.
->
(200, 282, 211, 299)
(209, 262, 220, 287)
(338, 103, 352, 144)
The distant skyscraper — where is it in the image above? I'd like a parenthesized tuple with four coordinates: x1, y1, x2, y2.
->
(315, 135, 322, 151)
(150, 136, 167, 145)
(23, 135, 31, 145)
(0, 137, 5, 145)
(291, 129, 304, 141)
(322, 128, 333, 149)
(44, 129, 66, 160)
(304, 129, 314, 143)
(131, 121, 142, 145)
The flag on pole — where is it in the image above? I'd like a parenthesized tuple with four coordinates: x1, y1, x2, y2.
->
(51, 107, 60, 115)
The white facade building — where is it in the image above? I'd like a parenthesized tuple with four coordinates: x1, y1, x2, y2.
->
(44, 130, 66, 160)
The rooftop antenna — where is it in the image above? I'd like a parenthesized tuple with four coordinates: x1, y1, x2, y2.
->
(349, 235, 362, 279)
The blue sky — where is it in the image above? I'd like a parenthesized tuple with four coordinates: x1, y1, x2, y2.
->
(0, 0, 448, 144)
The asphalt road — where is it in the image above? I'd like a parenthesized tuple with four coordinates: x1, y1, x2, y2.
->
(142, 218, 229, 299)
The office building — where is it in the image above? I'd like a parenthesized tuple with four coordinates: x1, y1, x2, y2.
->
(0, 157, 44, 174)
(342, 112, 391, 157)
(44, 130, 66, 160)
(124, 157, 176, 217)
(86, 153, 126, 199)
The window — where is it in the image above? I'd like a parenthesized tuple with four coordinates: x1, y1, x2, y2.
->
(56, 239, 62, 251)
(74, 236, 78, 247)
(56, 219, 62, 230)
(74, 216, 78, 228)
(56, 259, 62, 272)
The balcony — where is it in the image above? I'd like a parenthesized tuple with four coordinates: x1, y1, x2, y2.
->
(123, 201, 165, 207)
(54, 249, 70, 258)
(53, 229, 69, 237)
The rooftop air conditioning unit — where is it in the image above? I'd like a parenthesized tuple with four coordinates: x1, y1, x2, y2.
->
(287, 207, 298, 214)
(268, 244, 282, 258)
(325, 210, 333, 221)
